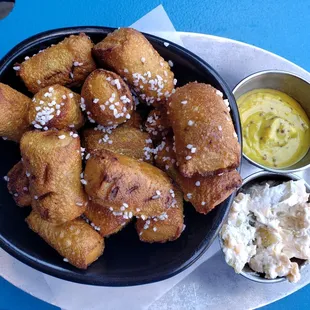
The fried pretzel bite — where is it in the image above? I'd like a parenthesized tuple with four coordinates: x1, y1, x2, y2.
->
(145, 107, 171, 142)
(84, 201, 131, 237)
(155, 136, 242, 214)
(167, 82, 241, 177)
(83, 126, 153, 162)
(29, 84, 84, 130)
(136, 187, 184, 243)
(18, 33, 96, 93)
(20, 130, 87, 224)
(84, 149, 175, 219)
(81, 69, 133, 126)
(92, 28, 174, 106)
(26, 211, 104, 269)
(122, 110, 143, 129)
(0, 83, 31, 142)
(7, 161, 31, 207)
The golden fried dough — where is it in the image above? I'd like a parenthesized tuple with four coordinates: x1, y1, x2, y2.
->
(18, 33, 96, 93)
(26, 211, 104, 269)
(93, 28, 175, 106)
(20, 130, 87, 224)
(167, 83, 241, 177)
(145, 107, 171, 142)
(81, 69, 133, 126)
(136, 187, 184, 243)
(7, 161, 31, 207)
(83, 126, 153, 162)
(155, 136, 242, 214)
(0, 83, 31, 142)
(84, 149, 175, 219)
(84, 202, 130, 237)
(29, 84, 84, 130)
(180, 170, 241, 214)
(122, 110, 143, 129)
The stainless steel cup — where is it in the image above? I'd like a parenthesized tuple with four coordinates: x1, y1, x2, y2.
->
(233, 70, 310, 173)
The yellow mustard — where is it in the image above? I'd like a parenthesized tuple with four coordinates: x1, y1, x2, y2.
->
(237, 89, 310, 168)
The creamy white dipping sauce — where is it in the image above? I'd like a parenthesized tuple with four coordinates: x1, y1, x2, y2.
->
(220, 180, 310, 282)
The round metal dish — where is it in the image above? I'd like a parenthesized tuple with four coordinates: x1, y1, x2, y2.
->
(233, 70, 310, 173)
(220, 170, 310, 283)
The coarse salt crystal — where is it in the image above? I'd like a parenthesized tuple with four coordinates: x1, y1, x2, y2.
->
(141, 57, 146, 63)
(13, 66, 20, 71)
(68, 93, 73, 98)
(195, 181, 201, 187)
(168, 60, 174, 67)
(216, 90, 223, 97)
(164, 42, 170, 47)
(201, 201, 206, 206)
(191, 147, 197, 153)
(185, 155, 192, 160)
(187, 193, 192, 199)
(81, 179, 87, 185)
(93, 98, 99, 104)
(188, 120, 194, 126)
(3, 176, 9, 182)
(58, 135, 66, 139)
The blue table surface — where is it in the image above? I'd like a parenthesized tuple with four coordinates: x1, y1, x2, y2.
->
(1, 0, 310, 309)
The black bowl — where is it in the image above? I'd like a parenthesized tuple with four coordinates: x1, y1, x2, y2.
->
(0, 26, 241, 286)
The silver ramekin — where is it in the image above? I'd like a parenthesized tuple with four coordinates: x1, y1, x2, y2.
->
(219, 171, 310, 283)
(233, 70, 310, 173)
